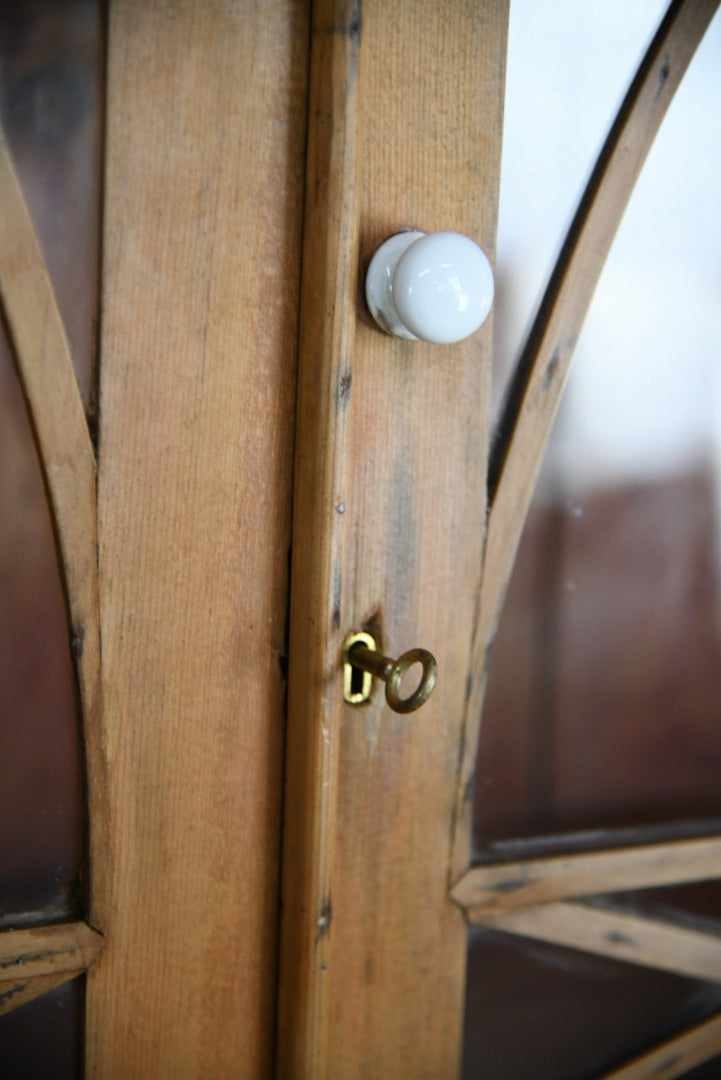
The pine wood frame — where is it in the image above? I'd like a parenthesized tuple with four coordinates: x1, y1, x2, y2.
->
(0, 1, 719, 1076)
(278, 1, 507, 1072)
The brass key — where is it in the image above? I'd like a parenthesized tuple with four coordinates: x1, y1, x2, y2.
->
(342, 631, 437, 714)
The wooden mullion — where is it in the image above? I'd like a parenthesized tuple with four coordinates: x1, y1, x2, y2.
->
(0, 973, 80, 1019)
(0, 922, 104, 988)
(469, 900, 721, 984)
(451, 836, 721, 914)
(602, 1011, 721, 1080)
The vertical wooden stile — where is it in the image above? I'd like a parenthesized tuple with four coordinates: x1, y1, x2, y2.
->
(279, 2, 509, 1075)
(88, 2, 308, 1075)
(277, 0, 361, 1072)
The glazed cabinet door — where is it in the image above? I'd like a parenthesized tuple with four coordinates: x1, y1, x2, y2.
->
(0, 1, 509, 1076)
(1, 0, 309, 1075)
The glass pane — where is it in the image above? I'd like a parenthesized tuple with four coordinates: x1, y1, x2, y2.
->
(0, 338, 82, 924)
(0, 0, 103, 924)
(474, 469, 721, 847)
(685, 1055, 721, 1080)
(0, 0, 104, 406)
(492, 0, 667, 415)
(463, 928, 721, 1080)
(598, 880, 721, 934)
(0, 977, 84, 1079)
(466, 2, 721, 1075)
(476, 1, 721, 851)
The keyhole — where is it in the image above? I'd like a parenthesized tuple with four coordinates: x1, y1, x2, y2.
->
(342, 631, 377, 704)
(350, 661, 366, 699)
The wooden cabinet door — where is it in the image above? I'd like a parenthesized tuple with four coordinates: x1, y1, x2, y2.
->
(1, 1, 308, 1074)
(0, 1, 507, 1074)
(4, 2, 717, 1077)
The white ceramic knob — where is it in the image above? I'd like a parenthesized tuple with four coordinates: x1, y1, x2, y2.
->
(365, 230, 494, 344)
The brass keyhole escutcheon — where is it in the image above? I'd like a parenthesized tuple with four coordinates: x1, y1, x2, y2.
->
(342, 632, 437, 714)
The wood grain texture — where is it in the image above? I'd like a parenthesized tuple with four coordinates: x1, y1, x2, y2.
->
(278, 2, 508, 1075)
(277, 1, 361, 1074)
(452, 836, 721, 915)
(88, 2, 308, 1075)
(451, 0, 720, 879)
(0, 972, 77, 1019)
(472, 901, 721, 983)
(603, 1011, 721, 1080)
(336, 2, 507, 1066)
(0, 921, 104, 987)
(0, 132, 106, 923)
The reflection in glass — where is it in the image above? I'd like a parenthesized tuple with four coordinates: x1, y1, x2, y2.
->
(0, 0, 104, 406)
(491, 0, 668, 416)
(476, 0, 721, 854)
(0, 339, 82, 924)
(466, 3, 721, 1076)
(474, 469, 721, 846)
(0, 977, 83, 1079)
(463, 928, 721, 1080)
(0, 0, 103, 924)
